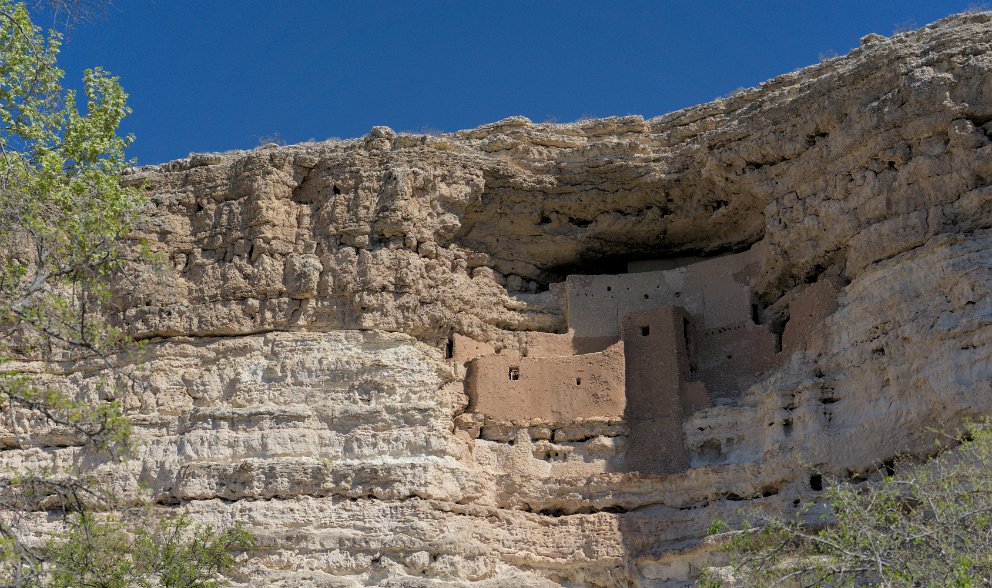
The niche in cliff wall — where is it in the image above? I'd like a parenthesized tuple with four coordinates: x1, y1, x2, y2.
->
(453, 241, 846, 478)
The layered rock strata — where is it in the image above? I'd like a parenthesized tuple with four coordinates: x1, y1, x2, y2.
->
(5, 12, 992, 587)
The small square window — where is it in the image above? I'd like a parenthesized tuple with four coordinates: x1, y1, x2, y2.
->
(508, 367, 520, 381)
(640, 326, 650, 336)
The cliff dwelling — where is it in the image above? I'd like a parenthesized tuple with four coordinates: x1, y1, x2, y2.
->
(7, 10, 991, 586)
(457, 243, 842, 474)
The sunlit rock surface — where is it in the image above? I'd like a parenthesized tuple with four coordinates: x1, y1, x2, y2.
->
(5, 13, 992, 587)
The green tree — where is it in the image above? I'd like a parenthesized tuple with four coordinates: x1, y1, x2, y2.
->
(0, 1, 252, 585)
(706, 420, 992, 587)
(0, 0, 136, 452)
(46, 513, 254, 588)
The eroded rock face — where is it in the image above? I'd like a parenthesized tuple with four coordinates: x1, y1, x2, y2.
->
(4, 12, 992, 587)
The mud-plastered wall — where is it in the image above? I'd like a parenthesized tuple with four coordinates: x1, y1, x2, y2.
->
(466, 343, 626, 424)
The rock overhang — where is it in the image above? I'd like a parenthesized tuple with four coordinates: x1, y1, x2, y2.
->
(23, 11, 992, 586)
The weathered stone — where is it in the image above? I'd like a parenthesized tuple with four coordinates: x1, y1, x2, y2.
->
(4, 12, 992, 587)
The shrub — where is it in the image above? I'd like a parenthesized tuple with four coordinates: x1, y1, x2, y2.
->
(709, 420, 992, 586)
(40, 512, 254, 588)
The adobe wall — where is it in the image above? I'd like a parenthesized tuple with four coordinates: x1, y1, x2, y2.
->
(451, 333, 496, 365)
(681, 381, 712, 415)
(782, 277, 845, 355)
(523, 330, 622, 357)
(571, 335, 621, 355)
(566, 245, 763, 340)
(466, 342, 627, 424)
(523, 331, 578, 358)
(696, 323, 779, 400)
(619, 306, 713, 474)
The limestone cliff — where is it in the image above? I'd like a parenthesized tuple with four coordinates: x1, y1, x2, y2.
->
(6, 12, 992, 587)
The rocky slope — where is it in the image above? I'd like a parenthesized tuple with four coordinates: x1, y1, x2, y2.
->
(5, 12, 992, 587)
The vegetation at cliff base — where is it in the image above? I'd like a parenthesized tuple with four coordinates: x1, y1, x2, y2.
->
(0, 1, 251, 584)
(704, 420, 992, 587)
(45, 513, 253, 588)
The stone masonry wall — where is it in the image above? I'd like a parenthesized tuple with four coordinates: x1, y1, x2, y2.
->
(3, 13, 992, 587)
(621, 306, 712, 474)
(466, 343, 626, 425)
(565, 245, 762, 341)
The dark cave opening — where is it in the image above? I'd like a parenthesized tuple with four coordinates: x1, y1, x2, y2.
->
(537, 245, 753, 284)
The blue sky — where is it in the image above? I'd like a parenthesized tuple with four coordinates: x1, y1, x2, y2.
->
(46, 0, 985, 164)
